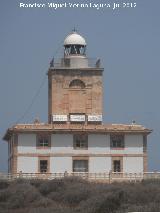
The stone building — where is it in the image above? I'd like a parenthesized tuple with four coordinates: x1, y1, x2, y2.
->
(3, 31, 152, 175)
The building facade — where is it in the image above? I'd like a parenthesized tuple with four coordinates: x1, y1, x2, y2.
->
(3, 31, 152, 175)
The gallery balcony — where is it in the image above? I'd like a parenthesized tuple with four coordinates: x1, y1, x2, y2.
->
(49, 57, 102, 69)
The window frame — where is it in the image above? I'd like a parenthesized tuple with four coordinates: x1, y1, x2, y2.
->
(113, 160, 121, 172)
(73, 160, 88, 172)
(110, 134, 125, 149)
(36, 133, 51, 149)
(69, 79, 85, 89)
(38, 156, 50, 173)
(73, 134, 88, 150)
(39, 160, 48, 173)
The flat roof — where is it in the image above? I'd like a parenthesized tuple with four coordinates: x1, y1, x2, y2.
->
(3, 123, 152, 141)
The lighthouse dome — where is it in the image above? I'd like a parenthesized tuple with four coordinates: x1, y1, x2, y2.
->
(64, 31, 86, 46)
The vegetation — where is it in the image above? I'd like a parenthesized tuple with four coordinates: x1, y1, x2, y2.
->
(0, 177, 160, 213)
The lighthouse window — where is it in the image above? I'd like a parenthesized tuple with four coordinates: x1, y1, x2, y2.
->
(37, 134, 51, 148)
(73, 134, 88, 149)
(73, 160, 88, 172)
(64, 45, 86, 55)
(69, 79, 85, 89)
(113, 160, 121, 172)
(40, 160, 48, 173)
(110, 134, 124, 148)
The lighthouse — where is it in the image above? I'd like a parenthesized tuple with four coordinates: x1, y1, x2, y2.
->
(3, 31, 151, 176)
(48, 30, 103, 124)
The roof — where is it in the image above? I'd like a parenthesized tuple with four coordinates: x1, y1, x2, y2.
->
(3, 123, 152, 141)
(64, 31, 86, 46)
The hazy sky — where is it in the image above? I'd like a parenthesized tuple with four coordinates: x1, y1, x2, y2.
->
(0, 0, 160, 172)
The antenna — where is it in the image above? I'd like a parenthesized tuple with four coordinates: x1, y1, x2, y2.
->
(72, 26, 78, 33)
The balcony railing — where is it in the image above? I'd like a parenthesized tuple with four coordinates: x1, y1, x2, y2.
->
(49, 58, 102, 69)
(1, 172, 160, 182)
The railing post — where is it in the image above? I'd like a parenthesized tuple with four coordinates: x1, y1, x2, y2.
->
(64, 171, 68, 178)
(19, 171, 23, 179)
(109, 170, 112, 184)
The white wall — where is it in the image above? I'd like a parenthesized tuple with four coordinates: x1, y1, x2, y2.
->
(50, 157, 72, 173)
(16, 133, 144, 174)
(89, 157, 111, 172)
(18, 133, 74, 154)
(125, 134, 143, 154)
(51, 134, 73, 153)
(88, 134, 110, 153)
(18, 133, 36, 153)
(18, 133, 143, 155)
(123, 157, 143, 173)
(17, 156, 38, 173)
(16, 156, 144, 173)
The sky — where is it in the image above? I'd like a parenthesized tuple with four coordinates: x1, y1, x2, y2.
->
(0, 0, 160, 172)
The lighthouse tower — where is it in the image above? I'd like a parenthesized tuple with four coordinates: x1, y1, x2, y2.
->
(48, 31, 103, 124)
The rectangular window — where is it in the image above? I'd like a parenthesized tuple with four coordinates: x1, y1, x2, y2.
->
(73, 134, 88, 149)
(113, 160, 121, 172)
(110, 134, 124, 148)
(40, 160, 48, 173)
(73, 160, 88, 172)
(37, 134, 51, 148)
(39, 138, 49, 147)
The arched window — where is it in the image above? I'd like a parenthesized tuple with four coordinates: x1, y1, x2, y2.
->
(69, 79, 85, 89)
